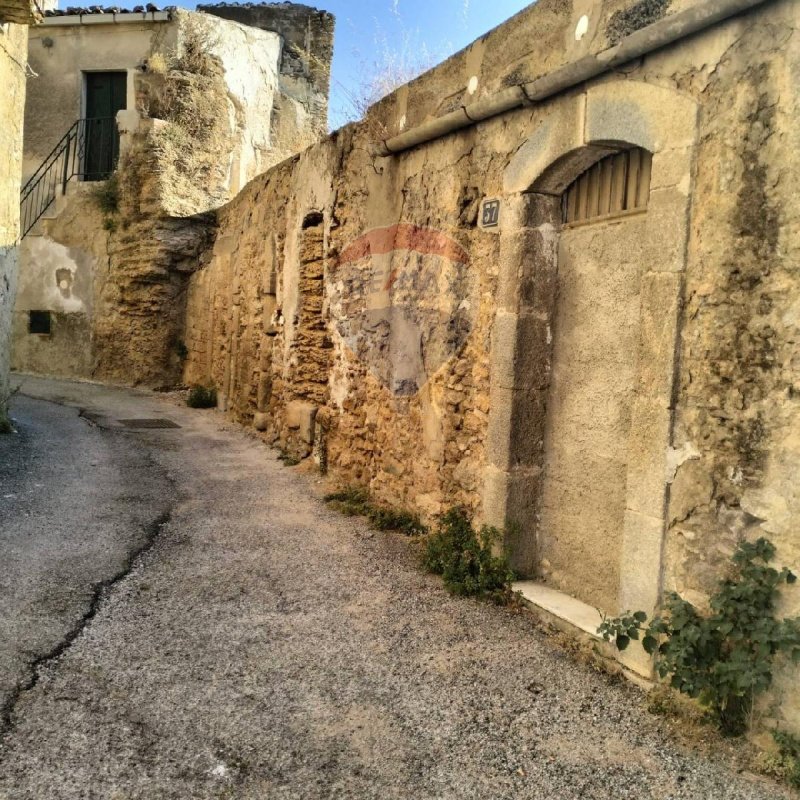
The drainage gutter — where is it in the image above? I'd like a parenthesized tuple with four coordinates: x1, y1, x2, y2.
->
(377, 0, 769, 156)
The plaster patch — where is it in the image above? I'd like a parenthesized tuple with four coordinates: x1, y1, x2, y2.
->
(467, 76, 479, 95)
(666, 441, 700, 481)
(574, 15, 589, 41)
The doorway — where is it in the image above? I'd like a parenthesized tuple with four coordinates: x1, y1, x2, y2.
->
(83, 72, 126, 180)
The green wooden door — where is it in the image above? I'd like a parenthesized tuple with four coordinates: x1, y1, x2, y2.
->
(84, 72, 126, 180)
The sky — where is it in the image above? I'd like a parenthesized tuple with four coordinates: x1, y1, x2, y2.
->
(322, 0, 532, 126)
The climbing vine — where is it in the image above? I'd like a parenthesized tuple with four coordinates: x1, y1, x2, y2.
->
(599, 538, 800, 735)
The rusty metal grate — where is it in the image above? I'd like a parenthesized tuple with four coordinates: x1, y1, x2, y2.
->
(117, 419, 181, 429)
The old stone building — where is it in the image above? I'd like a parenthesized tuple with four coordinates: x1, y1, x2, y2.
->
(179, 0, 800, 732)
(0, 0, 39, 428)
(7, 0, 800, 736)
(11, 1, 334, 383)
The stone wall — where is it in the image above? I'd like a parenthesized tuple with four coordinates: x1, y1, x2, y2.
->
(0, 18, 29, 426)
(13, 4, 332, 386)
(183, 0, 800, 732)
(198, 2, 334, 146)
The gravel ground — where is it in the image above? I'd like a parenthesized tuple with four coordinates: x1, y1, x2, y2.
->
(0, 376, 792, 800)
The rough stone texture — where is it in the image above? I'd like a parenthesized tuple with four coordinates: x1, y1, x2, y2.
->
(199, 1, 334, 149)
(182, 0, 800, 733)
(14, 5, 332, 387)
(659, 2, 800, 734)
(0, 21, 28, 425)
(0, 0, 39, 24)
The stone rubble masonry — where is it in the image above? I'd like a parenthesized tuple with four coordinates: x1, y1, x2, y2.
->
(0, 18, 30, 424)
(12, 4, 333, 387)
(0, 0, 39, 24)
(182, 0, 800, 734)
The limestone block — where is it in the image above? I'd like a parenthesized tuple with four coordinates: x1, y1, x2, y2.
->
(489, 310, 551, 393)
(489, 310, 518, 392)
(497, 222, 559, 314)
(634, 271, 681, 405)
(253, 412, 269, 431)
(481, 465, 510, 530)
(585, 80, 699, 154)
(642, 188, 691, 273)
(619, 508, 666, 617)
(285, 400, 318, 444)
(503, 94, 586, 194)
(651, 147, 693, 193)
(624, 396, 672, 517)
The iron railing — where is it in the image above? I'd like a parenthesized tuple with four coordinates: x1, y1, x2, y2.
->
(20, 117, 119, 239)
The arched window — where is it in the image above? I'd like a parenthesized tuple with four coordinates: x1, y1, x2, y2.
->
(562, 147, 652, 225)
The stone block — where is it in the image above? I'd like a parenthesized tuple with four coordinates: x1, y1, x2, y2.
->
(285, 400, 318, 444)
(619, 509, 666, 617)
(489, 310, 518, 391)
(624, 396, 672, 517)
(651, 147, 693, 193)
(585, 80, 698, 154)
(253, 412, 269, 431)
(503, 94, 585, 194)
(634, 271, 681, 405)
(643, 188, 691, 274)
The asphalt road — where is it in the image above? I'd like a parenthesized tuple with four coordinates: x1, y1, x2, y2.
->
(0, 376, 790, 799)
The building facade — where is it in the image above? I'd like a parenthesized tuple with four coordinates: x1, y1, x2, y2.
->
(11, 2, 334, 384)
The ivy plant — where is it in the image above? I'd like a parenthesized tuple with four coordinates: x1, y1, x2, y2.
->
(599, 538, 800, 736)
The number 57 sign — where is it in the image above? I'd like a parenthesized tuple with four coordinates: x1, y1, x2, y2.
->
(479, 198, 501, 230)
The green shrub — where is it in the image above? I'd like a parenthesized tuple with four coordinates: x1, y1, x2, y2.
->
(369, 507, 427, 536)
(323, 486, 427, 536)
(772, 730, 800, 788)
(93, 175, 120, 214)
(599, 538, 800, 736)
(186, 385, 217, 409)
(324, 486, 371, 516)
(424, 507, 515, 604)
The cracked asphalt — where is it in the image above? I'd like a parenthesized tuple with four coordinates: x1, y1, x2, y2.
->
(0, 376, 791, 799)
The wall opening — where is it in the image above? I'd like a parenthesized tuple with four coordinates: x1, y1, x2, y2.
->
(28, 310, 51, 335)
(562, 147, 652, 225)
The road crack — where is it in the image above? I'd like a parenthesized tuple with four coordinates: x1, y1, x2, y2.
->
(0, 509, 173, 747)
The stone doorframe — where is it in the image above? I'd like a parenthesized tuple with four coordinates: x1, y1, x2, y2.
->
(482, 80, 699, 639)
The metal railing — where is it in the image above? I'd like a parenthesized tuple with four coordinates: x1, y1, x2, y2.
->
(20, 118, 119, 239)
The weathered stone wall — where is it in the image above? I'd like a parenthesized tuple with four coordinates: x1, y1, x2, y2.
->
(660, 4, 800, 733)
(183, 0, 800, 732)
(13, 4, 332, 386)
(0, 19, 29, 425)
(198, 2, 334, 145)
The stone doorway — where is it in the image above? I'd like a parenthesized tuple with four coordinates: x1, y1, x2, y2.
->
(483, 81, 699, 646)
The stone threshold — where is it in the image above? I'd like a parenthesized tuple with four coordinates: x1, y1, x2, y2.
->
(513, 580, 605, 637)
(513, 580, 653, 688)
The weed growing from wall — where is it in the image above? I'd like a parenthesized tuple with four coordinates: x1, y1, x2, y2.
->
(186, 385, 217, 409)
(599, 538, 800, 736)
(424, 507, 515, 604)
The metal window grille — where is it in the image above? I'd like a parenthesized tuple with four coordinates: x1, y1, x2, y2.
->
(562, 148, 653, 225)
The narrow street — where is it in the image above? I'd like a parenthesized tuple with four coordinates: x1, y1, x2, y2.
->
(0, 376, 789, 799)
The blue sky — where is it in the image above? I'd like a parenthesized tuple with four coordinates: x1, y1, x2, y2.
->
(323, 0, 532, 125)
